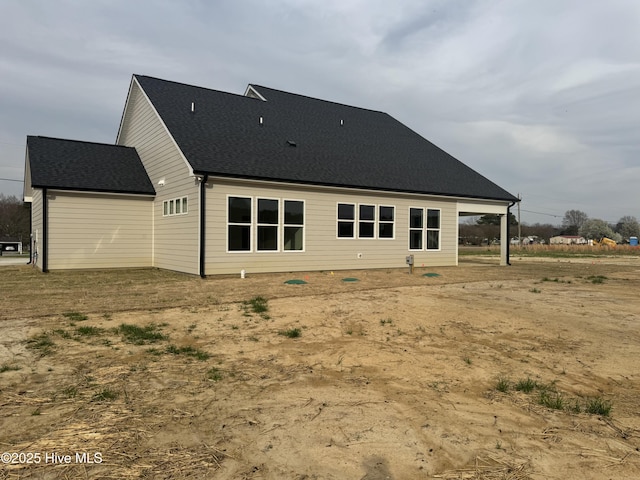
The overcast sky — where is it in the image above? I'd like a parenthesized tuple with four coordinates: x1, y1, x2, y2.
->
(1, 0, 638, 225)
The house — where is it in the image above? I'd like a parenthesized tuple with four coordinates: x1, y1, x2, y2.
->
(550, 235, 587, 245)
(23, 75, 519, 276)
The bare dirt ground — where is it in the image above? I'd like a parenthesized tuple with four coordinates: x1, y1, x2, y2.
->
(1, 257, 639, 479)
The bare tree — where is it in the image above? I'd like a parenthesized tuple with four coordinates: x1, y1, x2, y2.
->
(562, 210, 588, 235)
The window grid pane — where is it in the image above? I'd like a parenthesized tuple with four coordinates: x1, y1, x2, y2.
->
(427, 230, 440, 250)
(410, 230, 423, 250)
(258, 199, 279, 224)
(284, 201, 304, 225)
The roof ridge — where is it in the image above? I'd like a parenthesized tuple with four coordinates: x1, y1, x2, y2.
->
(134, 74, 254, 101)
(249, 84, 386, 114)
(28, 136, 135, 149)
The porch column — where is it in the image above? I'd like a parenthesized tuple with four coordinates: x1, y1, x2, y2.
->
(500, 213, 508, 266)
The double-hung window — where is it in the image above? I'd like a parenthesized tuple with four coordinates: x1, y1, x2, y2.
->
(358, 204, 375, 238)
(426, 209, 441, 250)
(409, 208, 424, 250)
(257, 199, 278, 251)
(378, 206, 394, 238)
(228, 196, 252, 251)
(337, 203, 355, 238)
(284, 200, 304, 251)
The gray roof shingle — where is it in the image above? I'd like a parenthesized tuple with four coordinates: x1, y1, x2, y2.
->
(27, 136, 155, 195)
(136, 75, 518, 202)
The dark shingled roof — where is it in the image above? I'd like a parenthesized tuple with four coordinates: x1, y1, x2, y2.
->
(135, 75, 518, 202)
(27, 136, 155, 195)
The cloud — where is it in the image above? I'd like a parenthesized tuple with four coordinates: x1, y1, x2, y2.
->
(0, 0, 638, 224)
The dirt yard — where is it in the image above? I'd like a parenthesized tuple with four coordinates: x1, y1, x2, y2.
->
(1, 257, 639, 479)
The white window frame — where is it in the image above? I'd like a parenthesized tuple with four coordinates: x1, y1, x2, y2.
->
(426, 208, 441, 251)
(227, 196, 306, 253)
(378, 205, 395, 240)
(283, 198, 305, 252)
(227, 195, 253, 253)
(408, 207, 424, 251)
(358, 203, 376, 239)
(256, 197, 280, 252)
(162, 196, 189, 217)
(337, 202, 356, 239)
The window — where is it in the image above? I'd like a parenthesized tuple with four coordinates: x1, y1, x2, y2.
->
(359, 204, 375, 238)
(257, 198, 278, 251)
(426, 209, 440, 250)
(379, 206, 394, 239)
(409, 207, 423, 250)
(163, 196, 188, 217)
(337, 203, 355, 238)
(338, 202, 396, 239)
(227, 197, 305, 252)
(284, 200, 304, 251)
(228, 196, 251, 251)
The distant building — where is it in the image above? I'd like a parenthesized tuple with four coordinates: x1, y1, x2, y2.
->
(550, 235, 587, 245)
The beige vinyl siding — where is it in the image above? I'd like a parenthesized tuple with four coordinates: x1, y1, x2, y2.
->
(46, 192, 152, 270)
(31, 189, 43, 271)
(117, 80, 199, 274)
(205, 179, 458, 275)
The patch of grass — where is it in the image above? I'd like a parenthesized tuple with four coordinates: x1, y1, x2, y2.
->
(585, 397, 612, 416)
(529, 288, 541, 293)
(495, 376, 510, 393)
(463, 356, 472, 365)
(0, 364, 21, 373)
(206, 367, 223, 382)
(165, 344, 211, 361)
(63, 311, 88, 321)
(279, 328, 301, 338)
(538, 391, 565, 410)
(247, 296, 269, 314)
(248, 335, 259, 342)
(514, 377, 538, 393)
(115, 323, 168, 345)
(380, 318, 393, 326)
(25, 332, 55, 356)
(587, 275, 607, 284)
(92, 388, 118, 402)
(75, 326, 105, 337)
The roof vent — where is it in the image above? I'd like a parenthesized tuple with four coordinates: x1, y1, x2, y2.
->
(259, 116, 263, 125)
(191, 102, 195, 113)
(287, 140, 297, 147)
(340, 119, 344, 126)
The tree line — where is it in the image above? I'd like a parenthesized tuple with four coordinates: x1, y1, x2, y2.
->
(0, 194, 30, 244)
(460, 210, 640, 245)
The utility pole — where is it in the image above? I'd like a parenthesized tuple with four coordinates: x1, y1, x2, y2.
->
(517, 193, 522, 246)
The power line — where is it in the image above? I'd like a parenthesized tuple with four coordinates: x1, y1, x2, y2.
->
(521, 209, 561, 218)
(0, 177, 24, 183)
